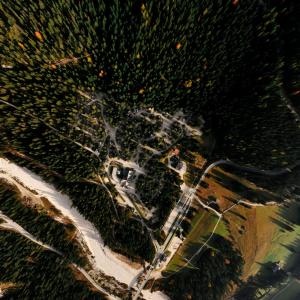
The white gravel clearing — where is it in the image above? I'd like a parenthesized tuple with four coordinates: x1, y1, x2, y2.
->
(0, 211, 61, 255)
(0, 158, 141, 285)
(142, 290, 170, 300)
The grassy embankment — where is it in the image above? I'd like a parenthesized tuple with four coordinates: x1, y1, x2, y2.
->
(166, 165, 300, 281)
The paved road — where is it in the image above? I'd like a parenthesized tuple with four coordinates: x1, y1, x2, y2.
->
(132, 184, 195, 300)
(3, 96, 299, 299)
(132, 158, 300, 299)
(200, 159, 300, 179)
(0, 211, 116, 299)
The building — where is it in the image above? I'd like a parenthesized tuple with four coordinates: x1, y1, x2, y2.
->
(170, 155, 180, 169)
(169, 147, 183, 170)
(116, 167, 135, 182)
(116, 167, 130, 180)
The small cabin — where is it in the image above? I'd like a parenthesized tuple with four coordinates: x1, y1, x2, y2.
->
(170, 155, 180, 169)
(116, 167, 135, 181)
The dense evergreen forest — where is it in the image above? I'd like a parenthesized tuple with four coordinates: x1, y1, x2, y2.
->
(215, 0, 297, 169)
(0, 231, 105, 299)
(57, 181, 155, 261)
(0, 0, 299, 298)
(154, 235, 244, 300)
(0, 0, 299, 172)
(234, 261, 288, 300)
(136, 158, 182, 228)
(0, 180, 86, 265)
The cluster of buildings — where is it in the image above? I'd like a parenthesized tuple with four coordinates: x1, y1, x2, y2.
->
(169, 148, 183, 170)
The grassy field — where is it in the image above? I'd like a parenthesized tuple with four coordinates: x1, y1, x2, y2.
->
(221, 196, 300, 279)
(165, 206, 228, 272)
(261, 277, 300, 300)
(201, 167, 300, 279)
(166, 165, 300, 284)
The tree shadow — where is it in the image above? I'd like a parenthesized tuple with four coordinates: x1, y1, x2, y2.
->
(157, 234, 243, 300)
(235, 261, 288, 300)
(270, 216, 295, 232)
(211, 169, 283, 204)
(277, 200, 300, 227)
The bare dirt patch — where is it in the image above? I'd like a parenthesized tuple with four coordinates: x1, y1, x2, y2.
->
(225, 205, 279, 280)
(69, 264, 105, 295)
(196, 166, 281, 280)
(114, 253, 143, 270)
(40, 197, 71, 224)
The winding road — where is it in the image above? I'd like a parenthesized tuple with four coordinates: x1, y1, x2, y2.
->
(133, 157, 300, 299)
(2, 94, 300, 300)
(0, 211, 117, 300)
(200, 159, 299, 179)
